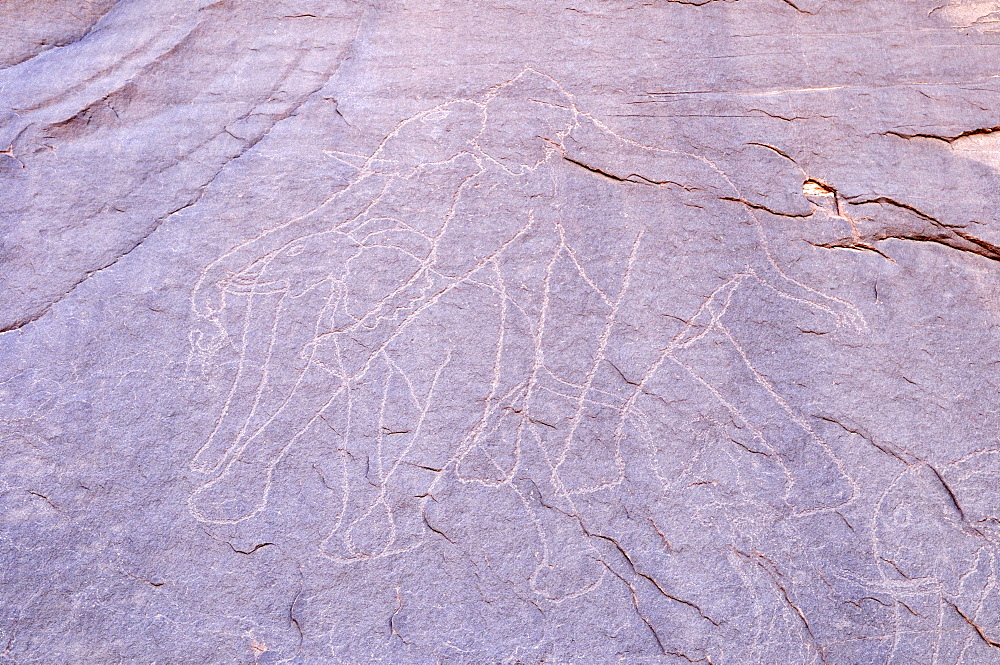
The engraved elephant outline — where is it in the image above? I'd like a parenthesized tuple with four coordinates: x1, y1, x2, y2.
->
(186, 68, 865, 599)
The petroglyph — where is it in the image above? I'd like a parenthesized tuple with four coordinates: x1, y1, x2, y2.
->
(6, 1, 1000, 662)
(186, 70, 864, 601)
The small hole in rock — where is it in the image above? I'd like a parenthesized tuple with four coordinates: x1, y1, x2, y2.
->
(803, 179, 835, 196)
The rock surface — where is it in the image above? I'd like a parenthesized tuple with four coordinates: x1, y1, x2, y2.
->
(2, 1, 1000, 663)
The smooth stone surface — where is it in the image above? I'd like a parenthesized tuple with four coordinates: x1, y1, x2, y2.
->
(2, 1, 1000, 663)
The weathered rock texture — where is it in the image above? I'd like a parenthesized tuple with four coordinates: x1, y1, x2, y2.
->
(2, 1, 1000, 663)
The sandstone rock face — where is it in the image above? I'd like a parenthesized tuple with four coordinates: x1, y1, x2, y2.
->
(2, 1, 1000, 663)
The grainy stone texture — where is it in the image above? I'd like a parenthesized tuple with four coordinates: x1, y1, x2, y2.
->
(2, 1, 1000, 663)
